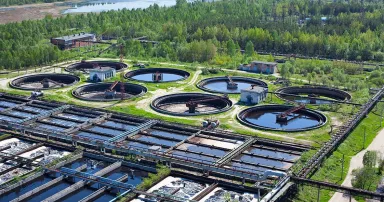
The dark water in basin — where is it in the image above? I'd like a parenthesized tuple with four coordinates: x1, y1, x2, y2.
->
(0, 101, 18, 107)
(45, 118, 80, 127)
(63, 0, 176, 14)
(88, 126, 124, 136)
(236, 154, 293, 170)
(281, 95, 334, 104)
(8, 110, 35, 118)
(177, 143, 228, 157)
(171, 150, 218, 163)
(0, 114, 22, 122)
(132, 73, 184, 82)
(77, 131, 111, 141)
(244, 110, 321, 130)
(149, 129, 189, 141)
(102, 120, 136, 130)
(38, 123, 67, 131)
(203, 81, 260, 93)
(58, 113, 90, 122)
(19, 106, 49, 113)
(246, 147, 300, 161)
(228, 162, 266, 174)
(132, 134, 179, 147)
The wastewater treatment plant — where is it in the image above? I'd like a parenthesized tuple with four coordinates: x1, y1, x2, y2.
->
(1, 57, 382, 202)
(4, 1, 384, 202)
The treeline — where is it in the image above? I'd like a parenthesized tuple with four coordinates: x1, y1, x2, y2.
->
(0, 0, 63, 6)
(2, 0, 384, 70)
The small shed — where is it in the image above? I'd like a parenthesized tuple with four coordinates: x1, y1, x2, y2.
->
(238, 61, 277, 74)
(240, 86, 268, 105)
(89, 67, 116, 82)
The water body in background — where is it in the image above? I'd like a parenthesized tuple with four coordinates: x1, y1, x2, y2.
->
(62, 0, 177, 14)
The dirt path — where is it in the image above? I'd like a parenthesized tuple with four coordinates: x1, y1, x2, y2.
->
(329, 127, 384, 202)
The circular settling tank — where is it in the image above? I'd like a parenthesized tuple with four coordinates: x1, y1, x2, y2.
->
(151, 93, 233, 116)
(237, 105, 326, 132)
(65, 61, 128, 72)
(124, 68, 190, 83)
(276, 86, 352, 104)
(10, 74, 80, 90)
(72, 82, 147, 102)
(197, 76, 267, 94)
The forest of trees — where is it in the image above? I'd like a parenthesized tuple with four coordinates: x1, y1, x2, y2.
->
(2, 0, 384, 71)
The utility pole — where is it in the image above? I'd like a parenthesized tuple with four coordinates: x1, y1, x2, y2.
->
(381, 107, 383, 127)
(363, 127, 366, 149)
(340, 153, 345, 180)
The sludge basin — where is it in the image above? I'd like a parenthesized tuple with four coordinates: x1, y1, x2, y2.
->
(72, 82, 147, 101)
(124, 68, 190, 83)
(237, 105, 327, 132)
(197, 76, 268, 94)
(65, 60, 128, 72)
(151, 93, 233, 116)
(276, 86, 352, 104)
(10, 74, 80, 90)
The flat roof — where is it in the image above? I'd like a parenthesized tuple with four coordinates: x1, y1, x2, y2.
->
(89, 66, 115, 72)
(251, 61, 277, 65)
(242, 86, 267, 93)
(53, 33, 95, 41)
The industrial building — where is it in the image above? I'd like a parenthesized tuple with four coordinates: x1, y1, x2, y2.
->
(50, 33, 96, 50)
(238, 61, 277, 74)
(89, 66, 116, 82)
(240, 85, 268, 104)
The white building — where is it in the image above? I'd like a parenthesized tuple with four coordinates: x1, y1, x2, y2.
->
(89, 67, 116, 82)
(240, 86, 268, 105)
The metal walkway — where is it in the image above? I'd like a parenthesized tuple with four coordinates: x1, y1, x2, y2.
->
(108, 120, 158, 143)
(214, 137, 257, 166)
(20, 105, 71, 123)
(45, 166, 134, 191)
(291, 176, 384, 201)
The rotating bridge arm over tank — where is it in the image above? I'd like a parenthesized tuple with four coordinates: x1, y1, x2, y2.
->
(276, 104, 306, 122)
(186, 94, 228, 113)
(226, 75, 238, 89)
(105, 81, 125, 100)
(153, 71, 162, 82)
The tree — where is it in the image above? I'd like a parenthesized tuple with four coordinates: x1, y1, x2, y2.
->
(307, 73, 313, 84)
(363, 151, 378, 168)
(280, 64, 291, 79)
(226, 39, 236, 56)
(352, 167, 379, 190)
(245, 41, 254, 57)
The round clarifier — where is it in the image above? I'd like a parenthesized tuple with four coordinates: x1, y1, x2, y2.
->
(65, 60, 128, 72)
(197, 76, 267, 94)
(124, 68, 190, 83)
(151, 93, 233, 116)
(237, 105, 327, 132)
(10, 73, 80, 90)
(72, 82, 147, 102)
(275, 86, 352, 104)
